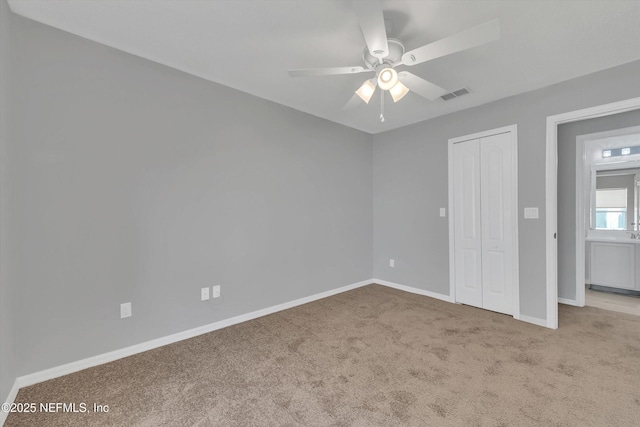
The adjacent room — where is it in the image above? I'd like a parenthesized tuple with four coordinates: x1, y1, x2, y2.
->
(1, 1, 639, 425)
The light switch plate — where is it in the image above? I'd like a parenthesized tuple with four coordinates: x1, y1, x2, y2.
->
(389, 259, 395, 268)
(439, 208, 446, 217)
(120, 302, 132, 319)
(524, 207, 539, 219)
(201, 287, 210, 301)
(212, 285, 221, 298)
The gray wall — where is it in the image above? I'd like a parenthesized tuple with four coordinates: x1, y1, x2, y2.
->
(0, 0, 16, 402)
(10, 14, 372, 377)
(373, 59, 640, 321)
(557, 110, 640, 301)
(4, 0, 640, 399)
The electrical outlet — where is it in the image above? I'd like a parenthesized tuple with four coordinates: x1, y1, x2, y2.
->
(389, 259, 395, 268)
(120, 302, 132, 319)
(201, 287, 210, 301)
(212, 285, 221, 298)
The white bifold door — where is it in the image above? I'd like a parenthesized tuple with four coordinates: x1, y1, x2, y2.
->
(451, 129, 517, 316)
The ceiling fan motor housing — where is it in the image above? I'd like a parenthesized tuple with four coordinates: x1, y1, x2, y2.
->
(362, 39, 405, 70)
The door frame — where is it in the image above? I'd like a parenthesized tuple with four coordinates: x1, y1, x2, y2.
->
(448, 124, 520, 319)
(545, 96, 640, 329)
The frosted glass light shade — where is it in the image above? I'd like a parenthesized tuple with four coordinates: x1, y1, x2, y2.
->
(389, 82, 409, 102)
(355, 80, 376, 104)
(377, 68, 398, 91)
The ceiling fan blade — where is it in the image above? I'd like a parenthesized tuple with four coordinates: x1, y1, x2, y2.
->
(401, 19, 500, 66)
(351, 0, 389, 59)
(398, 72, 448, 101)
(288, 66, 370, 78)
(342, 93, 363, 110)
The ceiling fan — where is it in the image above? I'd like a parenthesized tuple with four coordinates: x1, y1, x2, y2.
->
(288, 0, 500, 121)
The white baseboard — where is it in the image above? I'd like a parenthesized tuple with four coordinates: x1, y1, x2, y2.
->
(1, 276, 528, 423)
(0, 380, 21, 426)
(558, 297, 580, 306)
(372, 278, 454, 303)
(373, 279, 552, 329)
(1, 278, 373, 421)
(518, 314, 548, 327)
(372, 279, 551, 329)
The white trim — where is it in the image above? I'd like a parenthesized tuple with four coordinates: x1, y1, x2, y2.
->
(1, 274, 545, 421)
(1, 275, 550, 419)
(576, 135, 587, 307)
(448, 124, 519, 318)
(546, 96, 640, 330)
(518, 314, 548, 327)
(9, 279, 372, 392)
(0, 381, 21, 426)
(448, 139, 456, 302)
(373, 278, 455, 303)
(448, 124, 517, 144)
(1, 277, 457, 412)
(558, 297, 580, 306)
(546, 115, 559, 329)
(512, 127, 521, 319)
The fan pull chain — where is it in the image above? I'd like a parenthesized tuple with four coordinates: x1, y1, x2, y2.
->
(380, 90, 385, 123)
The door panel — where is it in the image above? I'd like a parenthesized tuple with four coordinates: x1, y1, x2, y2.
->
(461, 152, 479, 239)
(480, 133, 514, 315)
(453, 139, 483, 307)
(463, 249, 480, 290)
(486, 250, 506, 294)
(484, 146, 505, 241)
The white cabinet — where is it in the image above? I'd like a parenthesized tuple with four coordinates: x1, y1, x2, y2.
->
(589, 241, 638, 290)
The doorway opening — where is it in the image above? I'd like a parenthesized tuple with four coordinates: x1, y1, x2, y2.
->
(546, 96, 640, 329)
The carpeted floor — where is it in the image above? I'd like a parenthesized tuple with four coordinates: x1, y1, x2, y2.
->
(6, 284, 640, 426)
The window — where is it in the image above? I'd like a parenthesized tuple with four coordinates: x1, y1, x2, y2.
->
(595, 188, 627, 230)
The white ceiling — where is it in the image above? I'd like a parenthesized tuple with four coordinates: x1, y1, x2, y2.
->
(7, 0, 640, 134)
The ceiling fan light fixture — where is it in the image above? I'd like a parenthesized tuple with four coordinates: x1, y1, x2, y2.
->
(377, 67, 398, 91)
(389, 81, 409, 102)
(355, 79, 376, 104)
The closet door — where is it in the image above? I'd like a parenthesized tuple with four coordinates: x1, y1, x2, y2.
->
(450, 127, 517, 317)
(480, 133, 515, 315)
(453, 139, 483, 308)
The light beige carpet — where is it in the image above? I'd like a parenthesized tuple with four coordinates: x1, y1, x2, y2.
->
(6, 284, 640, 426)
